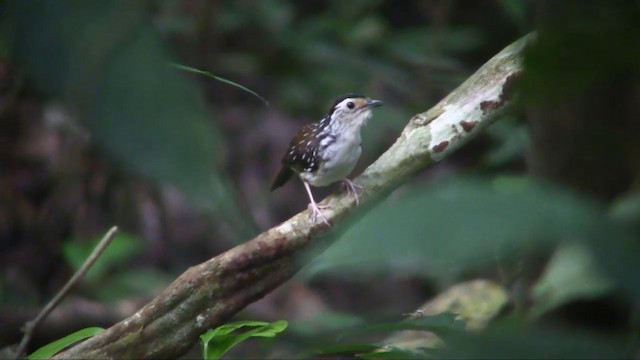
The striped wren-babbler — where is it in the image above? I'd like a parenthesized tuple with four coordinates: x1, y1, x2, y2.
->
(271, 94, 383, 225)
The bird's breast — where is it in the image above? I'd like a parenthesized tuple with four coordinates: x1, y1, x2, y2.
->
(302, 136, 362, 187)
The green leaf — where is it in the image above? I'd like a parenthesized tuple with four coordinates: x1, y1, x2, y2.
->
(172, 63, 269, 106)
(306, 177, 603, 279)
(483, 119, 529, 168)
(290, 310, 363, 336)
(93, 268, 173, 303)
(609, 191, 640, 222)
(28, 327, 104, 359)
(62, 232, 143, 283)
(345, 313, 466, 338)
(200, 320, 288, 360)
(531, 242, 614, 317)
(300, 314, 462, 359)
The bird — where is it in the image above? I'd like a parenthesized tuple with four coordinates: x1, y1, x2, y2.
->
(271, 94, 383, 225)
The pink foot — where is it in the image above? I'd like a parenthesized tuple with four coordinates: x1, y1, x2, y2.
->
(342, 179, 362, 205)
(308, 201, 330, 226)
(302, 181, 331, 226)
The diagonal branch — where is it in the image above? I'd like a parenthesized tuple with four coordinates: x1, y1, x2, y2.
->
(53, 35, 531, 359)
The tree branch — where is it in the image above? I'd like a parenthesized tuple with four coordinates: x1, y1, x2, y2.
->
(53, 35, 530, 359)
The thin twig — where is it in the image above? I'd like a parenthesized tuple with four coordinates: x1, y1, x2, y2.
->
(13, 226, 119, 359)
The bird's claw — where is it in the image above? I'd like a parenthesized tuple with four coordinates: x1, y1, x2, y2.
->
(342, 179, 362, 205)
(309, 202, 331, 226)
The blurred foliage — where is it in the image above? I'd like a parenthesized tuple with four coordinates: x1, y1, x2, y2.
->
(93, 268, 174, 303)
(496, 0, 530, 31)
(306, 176, 604, 279)
(200, 320, 288, 360)
(62, 232, 173, 303)
(300, 175, 639, 357)
(531, 242, 614, 318)
(436, 320, 627, 359)
(522, 2, 640, 103)
(154, 0, 492, 114)
(290, 310, 363, 337)
(2, 0, 254, 235)
(482, 117, 529, 169)
(62, 232, 143, 284)
(2, 0, 640, 359)
(303, 313, 463, 359)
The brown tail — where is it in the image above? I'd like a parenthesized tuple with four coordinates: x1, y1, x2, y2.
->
(270, 166, 293, 191)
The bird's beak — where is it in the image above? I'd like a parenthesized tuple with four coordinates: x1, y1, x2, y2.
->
(365, 99, 383, 108)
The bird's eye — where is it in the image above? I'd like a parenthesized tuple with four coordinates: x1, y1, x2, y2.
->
(347, 101, 355, 109)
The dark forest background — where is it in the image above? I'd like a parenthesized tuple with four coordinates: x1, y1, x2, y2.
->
(1, 0, 639, 358)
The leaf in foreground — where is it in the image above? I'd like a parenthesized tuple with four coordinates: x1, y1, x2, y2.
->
(28, 327, 104, 359)
(200, 320, 288, 360)
(531, 241, 614, 317)
(307, 176, 603, 278)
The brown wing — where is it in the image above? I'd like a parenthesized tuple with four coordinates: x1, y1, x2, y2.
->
(270, 122, 323, 190)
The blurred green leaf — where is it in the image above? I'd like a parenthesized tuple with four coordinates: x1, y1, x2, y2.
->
(291, 310, 363, 336)
(3, 0, 251, 231)
(388, 28, 483, 66)
(301, 314, 462, 359)
(200, 320, 288, 360)
(531, 242, 614, 318)
(93, 268, 173, 303)
(62, 232, 142, 283)
(306, 177, 603, 279)
(609, 192, 640, 222)
(346, 313, 466, 338)
(256, 0, 294, 34)
(490, 175, 531, 193)
(346, 16, 387, 47)
(28, 327, 104, 359)
(483, 119, 529, 168)
(522, 2, 640, 102)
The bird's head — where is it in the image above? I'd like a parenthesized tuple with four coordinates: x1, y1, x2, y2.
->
(326, 94, 383, 130)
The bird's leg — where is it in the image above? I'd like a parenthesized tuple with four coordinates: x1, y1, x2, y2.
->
(341, 179, 362, 205)
(303, 181, 330, 226)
